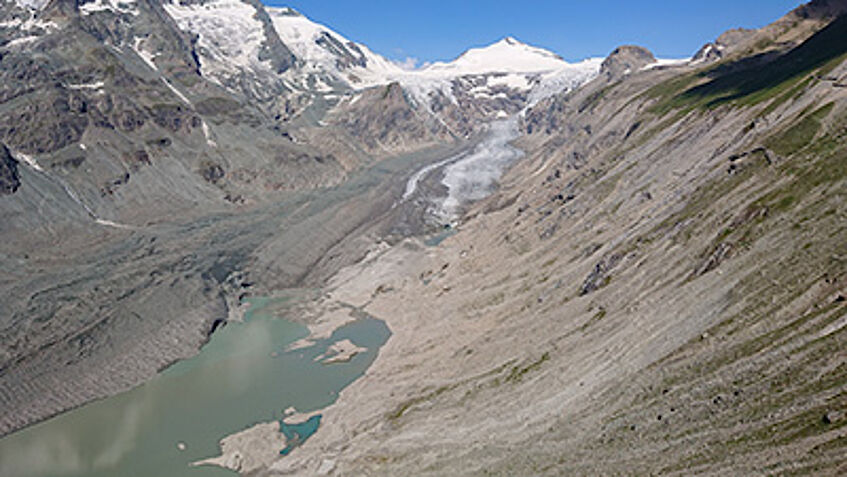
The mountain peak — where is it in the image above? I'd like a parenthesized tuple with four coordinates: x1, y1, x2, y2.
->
(498, 36, 521, 46)
(600, 45, 656, 79)
(424, 36, 567, 75)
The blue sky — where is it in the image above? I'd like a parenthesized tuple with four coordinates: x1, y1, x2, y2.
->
(265, 1, 804, 64)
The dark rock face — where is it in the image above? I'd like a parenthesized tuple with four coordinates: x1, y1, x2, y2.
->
(695, 242, 733, 276)
(580, 253, 623, 296)
(600, 45, 656, 80)
(315, 32, 367, 69)
(0, 88, 89, 155)
(200, 162, 225, 183)
(795, 0, 847, 19)
(151, 104, 198, 133)
(0, 144, 20, 195)
(692, 42, 723, 64)
(331, 82, 450, 155)
(243, 0, 297, 74)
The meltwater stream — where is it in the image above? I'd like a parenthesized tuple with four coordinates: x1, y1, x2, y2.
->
(0, 299, 390, 477)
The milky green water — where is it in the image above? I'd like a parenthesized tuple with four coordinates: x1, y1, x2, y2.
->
(0, 299, 390, 477)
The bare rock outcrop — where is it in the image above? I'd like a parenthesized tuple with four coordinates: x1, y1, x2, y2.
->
(600, 45, 656, 80)
(0, 144, 20, 195)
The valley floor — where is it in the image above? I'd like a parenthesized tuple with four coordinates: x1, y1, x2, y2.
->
(0, 138, 472, 439)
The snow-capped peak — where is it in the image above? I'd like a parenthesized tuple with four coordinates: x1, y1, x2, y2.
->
(268, 6, 360, 67)
(267, 6, 403, 88)
(423, 36, 568, 76)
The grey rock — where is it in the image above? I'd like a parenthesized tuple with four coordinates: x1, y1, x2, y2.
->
(600, 45, 656, 80)
(692, 42, 723, 64)
(0, 144, 20, 195)
(696, 242, 733, 276)
(580, 253, 622, 296)
(241, 0, 297, 74)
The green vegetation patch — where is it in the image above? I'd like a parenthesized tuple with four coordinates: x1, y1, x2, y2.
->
(505, 352, 551, 383)
(765, 102, 834, 156)
(647, 15, 847, 114)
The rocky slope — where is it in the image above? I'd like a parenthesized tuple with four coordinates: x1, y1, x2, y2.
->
(195, 2, 847, 475)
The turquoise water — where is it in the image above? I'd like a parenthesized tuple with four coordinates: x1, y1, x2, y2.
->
(279, 414, 322, 456)
(0, 299, 390, 477)
(424, 227, 457, 247)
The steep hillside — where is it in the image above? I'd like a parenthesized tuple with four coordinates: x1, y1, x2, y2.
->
(247, 3, 847, 475)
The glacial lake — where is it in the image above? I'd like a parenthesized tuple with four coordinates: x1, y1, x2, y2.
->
(0, 298, 390, 477)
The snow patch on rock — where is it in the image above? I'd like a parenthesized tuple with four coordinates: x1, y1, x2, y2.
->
(79, 0, 139, 16)
(163, 0, 271, 86)
(132, 37, 158, 71)
(14, 0, 50, 10)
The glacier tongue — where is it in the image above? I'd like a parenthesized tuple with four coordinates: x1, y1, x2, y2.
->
(436, 118, 524, 222)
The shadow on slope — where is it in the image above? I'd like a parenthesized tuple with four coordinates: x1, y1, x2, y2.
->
(686, 14, 847, 107)
(648, 14, 847, 114)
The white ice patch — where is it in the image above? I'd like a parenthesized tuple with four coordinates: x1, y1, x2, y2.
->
(268, 7, 400, 93)
(1, 16, 59, 47)
(0, 18, 24, 28)
(132, 37, 158, 71)
(96, 218, 132, 229)
(436, 118, 523, 221)
(488, 74, 531, 90)
(5, 36, 39, 47)
(14, 0, 50, 10)
(79, 0, 139, 16)
(201, 120, 217, 147)
(312, 75, 333, 92)
(14, 151, 44, 172)
(526, 58, 603, 107)
(691, 44, 723, 65)
(66, 81, 105, 90)
(161, 78, 191, 105)
(641, 57, 691, 71)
